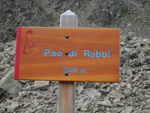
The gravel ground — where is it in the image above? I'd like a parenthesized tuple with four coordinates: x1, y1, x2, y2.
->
(0, 35, 150, 113)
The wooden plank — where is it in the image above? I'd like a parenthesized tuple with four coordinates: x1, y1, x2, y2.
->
(58, 10, 77, 113)
(14, 27, 120, 82)
(58, 81, 76, 113)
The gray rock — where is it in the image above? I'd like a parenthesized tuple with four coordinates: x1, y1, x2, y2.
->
(120, 41, 125, 46)
(128, 31, 134, 36)
(108, 90, 124, 99)
(0, 103, 5, 112)
(117, 103, 124, 107)
(113, 98, 120, 103)
(86, 88, 101, 99)
(80, 100, 89, 111)
(121, 107, 133, 113)
(77, 86, 84, 95)
(96, 100, 112, 107)
(0, 70, 23, 97)
(0, 88, 6, 97)
(34, 81, 49, 90)
(127, 22, 132, 27)
(111, 108, 124, 113)
(99, 89, 110, 94)
(142, 110, 150, 113)
(33, 99, 39, 107)
(25, 111, 30, 113)
(0, 43, 4, 51)
(7, 102, 19, 112)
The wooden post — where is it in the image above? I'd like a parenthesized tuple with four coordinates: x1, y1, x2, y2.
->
(58, 10, 77, 113)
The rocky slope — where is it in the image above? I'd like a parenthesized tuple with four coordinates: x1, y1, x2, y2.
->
(0, 36, 150, 113)
(0, 0, 150, 43)
(0, 0, 150, 113)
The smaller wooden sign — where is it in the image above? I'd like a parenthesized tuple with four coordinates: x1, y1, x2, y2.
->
(15, 27, 120, 82)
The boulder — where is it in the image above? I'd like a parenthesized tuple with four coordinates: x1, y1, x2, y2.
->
(34, 81, 49, 90)
(0, 70, 23, 97)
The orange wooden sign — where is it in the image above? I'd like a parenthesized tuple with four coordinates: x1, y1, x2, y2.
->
(15, 27, 120, 82)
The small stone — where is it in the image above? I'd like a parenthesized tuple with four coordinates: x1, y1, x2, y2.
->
(81, 100, 89, 111)
(77, 86, 84, 95)
(128, 32, 133, 36)
(0, 103, 5, 112)
(0, 88, 6, 97)
(145, 95, 150, 98)
(0, 43, 4, 51)
(25, 111, 30, 113)
(122, 107, 133, 113)
(132, 87, 138, 93)
(101, 84, 108, 88)
(97, 100, 112, 107)
(99, 89, 109, 94)
(36, 105, 44, 110)
(117, 103, 124, 107)
(81, 107, 88, 112)
(127, 83, 132, 90)
(93, 107, 99, 112)
(120, 41, 125, 46)
(123, 89, 131, 95)
(7, 102, 19, 112)
(111, 108, 123, 113)
(30, 108, 36, 113)
(19, 80, 31, 84)
(5, 64, 10, 68)
(125, 48, 132, 53)
(34, 81, 49, 90)
(113, 98, 120, 103)
(142, 110, 150, 113)
(127, 22, 132, 27)
(120, 82, 126, 87)
(0, 65, 5, 71)
(19, 91, 28, 97)
(33, 99, 39, 107)
(108, 90, 124, 99)
(132, 76, 139, 82)
(75, 2, 79, 7)
(88, 89, 101, 99)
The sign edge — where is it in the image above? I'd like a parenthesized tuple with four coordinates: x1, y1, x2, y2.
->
(14, 27, 22, 80)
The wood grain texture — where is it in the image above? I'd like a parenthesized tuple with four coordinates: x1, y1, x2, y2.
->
(16, 27, 120, 82)
(58, 10, 77, 113)
(58, 81, 76, 113)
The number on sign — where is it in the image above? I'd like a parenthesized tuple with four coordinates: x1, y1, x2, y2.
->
(67, 67, 70, 72)
(63, 66, 78, 73)
(74, 67, 77, 73)
(63, 66, 66, 73)
(70, 67, 73, 72)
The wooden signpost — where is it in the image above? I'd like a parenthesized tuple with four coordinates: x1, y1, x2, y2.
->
(14, 10, 120, 113)
(14, 26, 120, 82)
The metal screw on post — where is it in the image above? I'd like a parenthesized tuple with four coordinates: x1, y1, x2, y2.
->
(65, 52, 69, 56)
(58, 10, 77, 113)
(65, 73, 69, 76)
(65, 35, 69, 39)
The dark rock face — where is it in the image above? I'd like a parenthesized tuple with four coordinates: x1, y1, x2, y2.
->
(0, 70, 23, 98)
(0, 88, 5, 98)
(16, 0, 55, 27)
(0, 0, 56, 43)
(87, 0, 126, 27)
(1, 0, 150, 43)
(0, 0, 16, 42)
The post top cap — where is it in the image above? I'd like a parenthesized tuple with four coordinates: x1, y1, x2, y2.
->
(61, 10, 76, 16)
